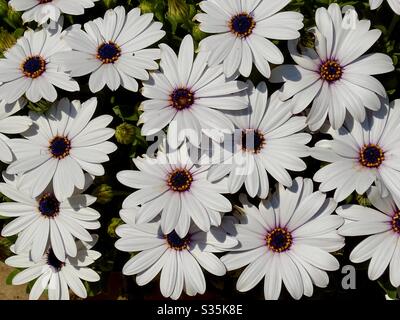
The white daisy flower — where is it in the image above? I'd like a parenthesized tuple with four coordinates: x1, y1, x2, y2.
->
(221, 178, 345, 300)
(115, 207, 237, 300)
(0, 172, 100, 262)
(5, 235, 101, 300)
(370, 0, 400, 14)
(139, 34, 248, 147)
(270, 4, 394, 130)
(117, 143, 232, 238)
(59, 6, 166, 93)
(208, 81, 311, 199)
(195, 0, 303, 78)
(311, 100, 400, 202)
(0, 98, 32, 163)
(9, 0, 99, 25)
(0, 28, 79, 104)
(337, 186, 400, 287)
(6, 97, 117, 201)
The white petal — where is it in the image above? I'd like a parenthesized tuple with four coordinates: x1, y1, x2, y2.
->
(236, 251, 270, 292)
(368, 233, 397, 280)
(159, 250, 177, 298)
(291, 244, 340, 271)
(61, 265, 87, 298)
(191, 249, 226, 276)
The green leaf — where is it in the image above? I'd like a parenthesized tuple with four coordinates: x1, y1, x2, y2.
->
(112, 104, 140, 122)
(378, 280, 398, 299)
(6, 269, 20, 285)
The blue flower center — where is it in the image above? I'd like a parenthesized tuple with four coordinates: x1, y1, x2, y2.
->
(320, 60, 342, 82)
(166, 231, 190, 250)
(97, 42, 121, 63)
(359, 144, 384, 168)
(22, 56, 46, 79)
(49, 136, 71, 159)
(167, 169, 193, 192)
(47, 249, 64, 270)
(230, 13, 255, 38)
(328, 66, 337, 74)
(170, 88, 194, 110)
(241, 129, 265, 153)
(38, 193, 60, 218)
(266, 228, 292, 253)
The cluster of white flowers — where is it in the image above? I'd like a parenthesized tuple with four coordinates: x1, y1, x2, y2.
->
(0, 97, 115, 299)
(0, 0, 399, 300)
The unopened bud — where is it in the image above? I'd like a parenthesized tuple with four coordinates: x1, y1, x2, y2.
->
(139, 0, 156, 14)
(6, 7, 22, 26)
(167, 0, 189, 25)
(108, 217, 123, 238)
(93, 184, 114, 205)
(115, 123, 136, 145)
(0, 0, 8, 17)
(300, 31, 315, 49)
(356, 194, 372, 207)
(192, 24, 206, 42)
(0, 28, 16, 55)
(102, 0, 117, 9)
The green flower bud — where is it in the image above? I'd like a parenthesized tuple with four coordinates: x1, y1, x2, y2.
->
(0, 0, 8, 17)
(192, 24, 206, 42)
(93, 184, 114, 205)
(167, 0, 189, 25)
(102, 0, 117, 9)
(107, 217, 123, 238)
(115, 122, 135, 145)
(299, 31, 315, 49)
(139, 0, 165, 22)
(0, 28, 16, 55)
(28, 100, 53, 114)
(13, 27, 25, 39)
(6, 7, 22, 26)
(139, 0, 156, 14)
(356, 194, 372, 207)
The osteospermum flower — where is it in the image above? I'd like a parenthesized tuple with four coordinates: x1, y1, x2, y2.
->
(9, 0, 99, 24)
(59, 6, 165, 93)
(117, 143, 232, 237)
(139, 34, 248, 147)
(115, 208, 237, 300)
(0, 173, 100, 262)
(270, 4, 394, 130)
(311, 100, 400, 202)
(195, 0, 303, 78)
(6, 97, 117, 201)
(208, 81, 311, 199)
(221, 178, 344, 300)
(5, 236, 101, 300)
(370, 0, 400, 14)
(337, 186, 400, 287)
(0, 99, 32, 163)
(0, 28, 79, 104)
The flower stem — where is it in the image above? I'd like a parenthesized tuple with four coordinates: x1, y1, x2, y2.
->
(387, 14, 400, 40)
